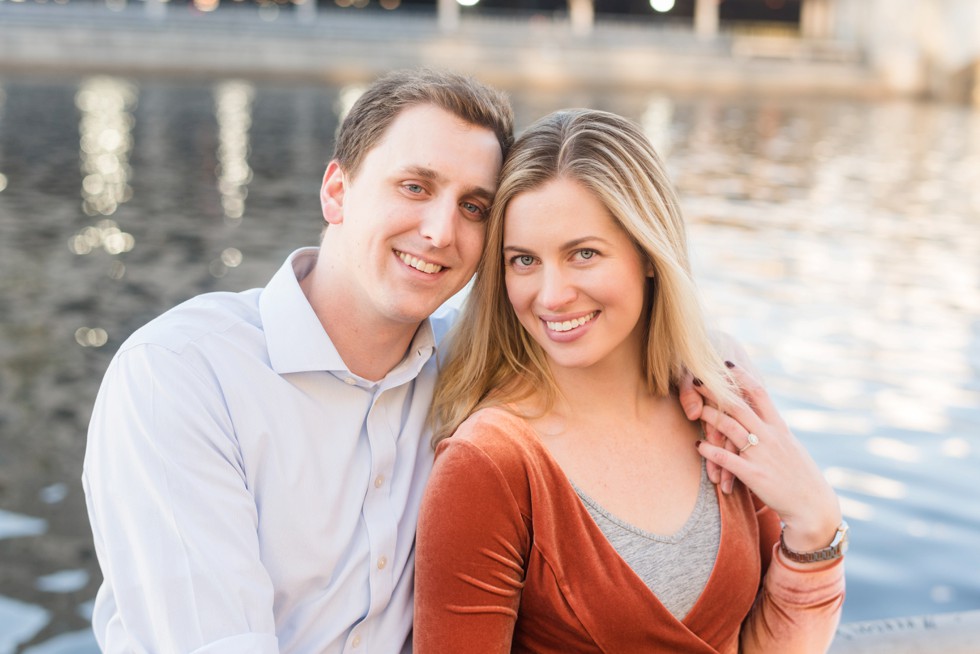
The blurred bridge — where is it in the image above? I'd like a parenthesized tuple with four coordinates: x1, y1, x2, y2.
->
(0, 0, 977, 102)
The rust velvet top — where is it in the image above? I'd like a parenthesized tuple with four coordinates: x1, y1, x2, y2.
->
(414, 407, 845, 653)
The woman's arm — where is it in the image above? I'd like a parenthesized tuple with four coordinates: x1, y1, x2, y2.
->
(694, 363, 846, 653)
(414, 438, 530, 654)
(739, 505, 845, 653)
(742, 545, 845, 653)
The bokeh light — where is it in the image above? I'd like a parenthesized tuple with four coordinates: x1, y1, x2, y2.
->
(214, 80, 255, 223)
(76, 77, 136, 218)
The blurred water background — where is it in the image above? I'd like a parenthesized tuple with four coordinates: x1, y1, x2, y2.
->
(0, 70, 978, 651)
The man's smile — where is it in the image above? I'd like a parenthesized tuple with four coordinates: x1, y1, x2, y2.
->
(395, 250, 445, 274)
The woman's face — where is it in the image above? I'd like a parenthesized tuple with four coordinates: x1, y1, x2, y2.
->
(502, 177, 652, 374)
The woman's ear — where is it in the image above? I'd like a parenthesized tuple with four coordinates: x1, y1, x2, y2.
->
(320, 161, 346, 225)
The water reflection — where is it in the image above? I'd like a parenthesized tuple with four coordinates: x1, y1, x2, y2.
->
(336, 83, 367, 124)
(209, 246, 244, 279)
(824, 467, 908, 500)
(35, 569, 89, 594)
(941, 437, 971, 458)
(0, 84, 7, 194)
(640, 94, 674, 157)
(68, 219, 135, 257)
(0, 75, 978, 649)
(214, 80, 254, 224)
(76, 77, 136, 218)
(866, 437, 921, 464)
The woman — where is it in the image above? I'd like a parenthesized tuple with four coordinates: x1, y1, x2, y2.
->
(415, 109, 845, 653)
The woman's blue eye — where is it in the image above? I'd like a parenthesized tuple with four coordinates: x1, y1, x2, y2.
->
(519, 255, 535, 266)
(580, 249, 596, 260)
(406, 184, 423, 193)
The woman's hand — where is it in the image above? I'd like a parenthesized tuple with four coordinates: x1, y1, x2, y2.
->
(693, 362, 843, 556)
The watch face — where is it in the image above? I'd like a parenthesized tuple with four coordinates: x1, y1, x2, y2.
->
(838, 525, 850, 554)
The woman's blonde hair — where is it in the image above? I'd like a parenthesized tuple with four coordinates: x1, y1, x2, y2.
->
(431, 109, 736, 444)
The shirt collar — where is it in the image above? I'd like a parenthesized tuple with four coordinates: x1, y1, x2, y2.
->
(260, 247, 438, 376)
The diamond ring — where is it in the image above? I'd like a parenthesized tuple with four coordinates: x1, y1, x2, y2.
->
(738, 432, 759, 453)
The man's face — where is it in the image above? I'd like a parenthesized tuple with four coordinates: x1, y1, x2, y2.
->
(320, 104, 503, 332)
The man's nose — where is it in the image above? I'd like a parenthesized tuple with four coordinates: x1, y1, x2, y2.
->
(419, 199, 457, 249)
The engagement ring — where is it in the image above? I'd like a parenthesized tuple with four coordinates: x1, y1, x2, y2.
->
(739, 433, 759, 453)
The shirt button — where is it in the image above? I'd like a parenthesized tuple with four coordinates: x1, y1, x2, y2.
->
(377, 555, 388, 570)
(374, 475, 385, 489)
(344, 377, 356, 385)
(351, 634, 361, 648)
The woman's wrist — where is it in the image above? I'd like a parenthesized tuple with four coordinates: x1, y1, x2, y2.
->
(779, 493, 843, 552)
(779, 520, 849, 566)
(780, 517, 840, 552)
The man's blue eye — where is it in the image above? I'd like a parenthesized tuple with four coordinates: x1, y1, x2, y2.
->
(462, 202, 484, 216)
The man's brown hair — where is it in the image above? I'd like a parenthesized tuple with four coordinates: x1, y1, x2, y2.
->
(333, 68, 514, 178)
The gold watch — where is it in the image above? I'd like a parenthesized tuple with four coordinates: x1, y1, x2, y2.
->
(779, 520, 849, 563)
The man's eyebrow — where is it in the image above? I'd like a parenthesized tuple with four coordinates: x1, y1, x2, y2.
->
(403, 165, 439, 181)
(470, 186, 495, 203)
(402, 165, 495, 202)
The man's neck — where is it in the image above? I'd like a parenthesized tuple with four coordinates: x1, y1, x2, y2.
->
(299, 267, 420, 382)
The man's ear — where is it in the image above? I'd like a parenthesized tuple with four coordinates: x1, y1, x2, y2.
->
(320, 161, 346, 225)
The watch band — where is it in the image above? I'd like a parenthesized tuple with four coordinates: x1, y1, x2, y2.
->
(779, 520, 849, 563)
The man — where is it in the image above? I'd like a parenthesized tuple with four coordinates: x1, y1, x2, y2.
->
(83, 69, 513, 653)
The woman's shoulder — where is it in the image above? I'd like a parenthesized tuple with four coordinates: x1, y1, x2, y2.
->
(427, 406, 562, 516)
(459, 405, 528, 434)
(446, 406, 533, 449)
(436, 405, 546, 474)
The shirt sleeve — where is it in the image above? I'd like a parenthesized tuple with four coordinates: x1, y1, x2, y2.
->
(83, 344, 280, 653)
(741, 505, 846, 654)
(413, 438, 529, 654)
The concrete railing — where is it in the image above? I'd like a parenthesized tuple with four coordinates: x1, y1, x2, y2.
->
(830, 610, 980, 654)
(0, 3, 883, 98)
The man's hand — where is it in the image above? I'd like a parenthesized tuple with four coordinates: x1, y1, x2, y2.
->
(679, 332, 759, 494)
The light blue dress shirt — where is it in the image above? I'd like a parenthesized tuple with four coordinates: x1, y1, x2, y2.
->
(83, 248, 454, 653)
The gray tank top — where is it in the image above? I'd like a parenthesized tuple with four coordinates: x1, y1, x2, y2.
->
(574, 461, 721, 619)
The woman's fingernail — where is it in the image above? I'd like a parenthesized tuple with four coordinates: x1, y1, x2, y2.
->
(692, 377, 703, 387)
(695, 440, 703, 449)
(724, 360, 736, 369)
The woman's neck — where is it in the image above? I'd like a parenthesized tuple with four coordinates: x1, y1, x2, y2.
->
(544, 351, 654, 428)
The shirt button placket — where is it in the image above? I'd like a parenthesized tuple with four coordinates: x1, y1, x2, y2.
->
(364, 389, 397, 615)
